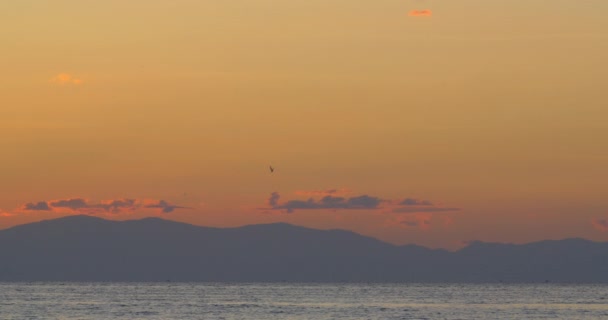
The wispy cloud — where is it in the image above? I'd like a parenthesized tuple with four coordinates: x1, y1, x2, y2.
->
(18, 198, 190, 214)
(593, 218, 608, 232)
(294, 188, 352, 197)
(50, 73, 83, 85)
(403, 215, 432, 230)
(409, 10, 432, 17)
(399, 198, 433, 206)
(393, 206, 460, 213)
(386, 214, 433, 230)
(392, 197, 459, 213)
(268, 192, 280, 207)
(0, 210, 15, 217)
(143, 200, 191, 213)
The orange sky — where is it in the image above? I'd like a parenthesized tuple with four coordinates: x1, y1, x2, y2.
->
(1, 0, 608, 249)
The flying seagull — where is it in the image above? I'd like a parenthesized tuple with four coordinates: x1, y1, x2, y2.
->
(269, 165, 274, 173)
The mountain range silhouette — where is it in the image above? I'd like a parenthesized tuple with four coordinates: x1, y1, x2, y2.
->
(1, 215, 606, 282)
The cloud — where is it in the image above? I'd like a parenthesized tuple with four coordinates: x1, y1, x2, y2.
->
(264, 191, 459, 215)
(143, 200, 191, 213)
(0, 209, 15, 217)
(19, 198, 190, 214)
(393, 206, 460, 213)
(400, 198, 433, 206)
(50, 198, 88, 210)
(347, 195, 382, 208)
(22, 201, 51, 211)
(294, 189, 352, 197)
(403, 217, 432, 229)
(92, 199, 138, 213)
(50, 73, 83, 85)
(593, 219, 608, 232)
(268, 192, 280, 207)
(393, 197, 459, 214)
(387, 214, 433, 230)
(409, 10, 432, 17)
(267, 193, 383, 213)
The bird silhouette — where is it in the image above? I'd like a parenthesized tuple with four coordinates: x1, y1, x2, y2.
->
(269, 165, 275, 173)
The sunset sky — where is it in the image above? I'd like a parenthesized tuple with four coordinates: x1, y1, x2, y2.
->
(1, 0, 608, 249)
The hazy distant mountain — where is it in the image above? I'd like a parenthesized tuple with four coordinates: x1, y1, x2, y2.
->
(0, 215, 607, 282)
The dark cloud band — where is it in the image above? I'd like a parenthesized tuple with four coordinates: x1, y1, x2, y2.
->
(267, 193, 382, 213)
(266, 192, 458, 214)
(21, 198, 190, 214)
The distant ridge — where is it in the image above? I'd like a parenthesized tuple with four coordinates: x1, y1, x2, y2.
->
(1, 215, 607, 282)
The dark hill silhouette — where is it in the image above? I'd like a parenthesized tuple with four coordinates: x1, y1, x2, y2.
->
(0, 215, 606, 282)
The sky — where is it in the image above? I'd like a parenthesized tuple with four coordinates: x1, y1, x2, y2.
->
(1, 0, 608, 249)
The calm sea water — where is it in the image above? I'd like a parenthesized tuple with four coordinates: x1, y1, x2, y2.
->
(1, 283, 607, 319)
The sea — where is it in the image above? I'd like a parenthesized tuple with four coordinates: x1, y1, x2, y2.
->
(1, 283, 607, 319)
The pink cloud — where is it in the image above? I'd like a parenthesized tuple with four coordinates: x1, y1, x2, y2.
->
(50, 73, 83, 85)
(592, 218, 608, 232)
(0, 210, 15, 218)
(409, 10, 433, 17)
